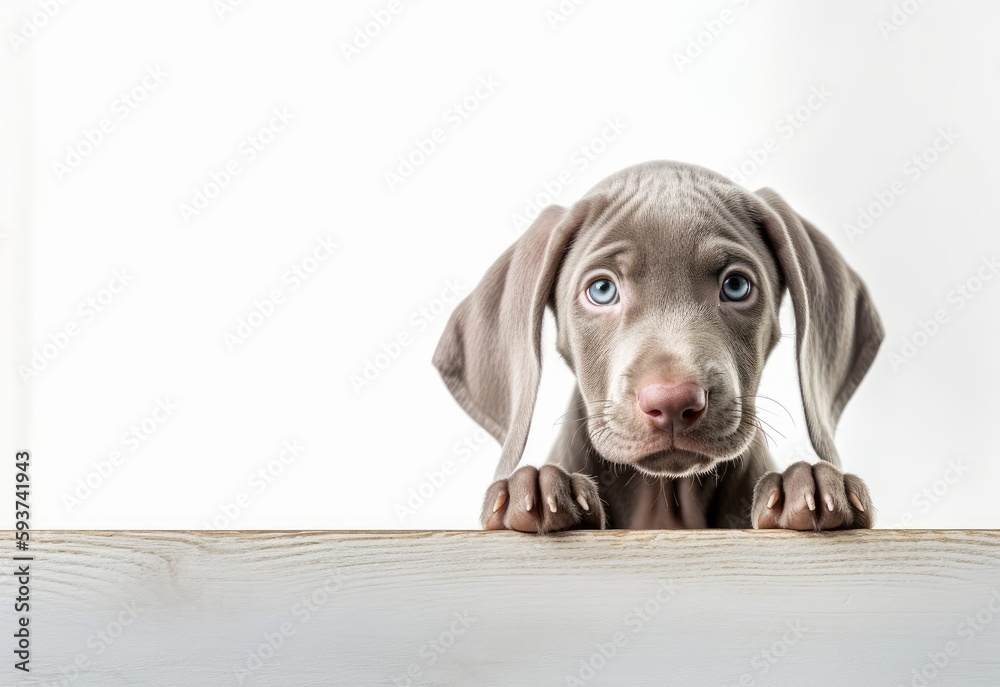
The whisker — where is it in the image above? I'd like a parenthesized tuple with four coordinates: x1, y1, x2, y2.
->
(751, 420, 775, 450)
(569, 417, 600, 447)
(718, 407, 788, 442)
(752, 416, 787, 440)
(652, 479, 666, 512)
(735, 394, 795, 426)
(552, 412, 608, 427)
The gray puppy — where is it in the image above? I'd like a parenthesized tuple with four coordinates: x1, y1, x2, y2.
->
(434, 161, 882, 532)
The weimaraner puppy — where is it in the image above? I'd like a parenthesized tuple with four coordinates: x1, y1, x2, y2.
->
(433, 161, 883, 532)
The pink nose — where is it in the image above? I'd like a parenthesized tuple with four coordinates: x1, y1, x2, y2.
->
(637, 382, 707, 432)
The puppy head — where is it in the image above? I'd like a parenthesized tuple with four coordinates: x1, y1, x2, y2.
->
(552, 165, 784, 477)
(434, 161, 883, 480)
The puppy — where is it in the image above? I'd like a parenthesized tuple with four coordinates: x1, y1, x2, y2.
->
(434, 161, 883, 532)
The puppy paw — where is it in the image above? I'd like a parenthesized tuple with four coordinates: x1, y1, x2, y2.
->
(481, 465, 605, 533)
(751, 461, 874, 530)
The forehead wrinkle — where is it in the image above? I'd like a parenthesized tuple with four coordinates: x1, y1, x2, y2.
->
(564, 231, 635, 301)
(584, 168, 664, 225)
(686, 190, 781, 282)
(567, 192, 640, 265)
(581, 239, 632, 270)
(683, 184, 750, 227)
(660, 177, 758, 236)
(584, 162, 751, 235)
(664, 187, 768, 260)
(568, 171, 769, 288)
(694, 237, 765, 275)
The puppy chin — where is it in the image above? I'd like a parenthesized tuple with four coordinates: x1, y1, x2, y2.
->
(632, 449, 717, 478)
(626, 431, 752, 477)
(590, 424, 752, 477)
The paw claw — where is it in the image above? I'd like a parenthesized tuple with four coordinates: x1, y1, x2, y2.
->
(481, 465, 605, 532)
(752, 463, 874, 531)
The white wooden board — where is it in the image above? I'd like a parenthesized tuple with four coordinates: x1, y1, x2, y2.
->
(4, 530, 1000, 686)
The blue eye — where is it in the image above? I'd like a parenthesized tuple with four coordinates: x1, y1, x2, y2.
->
(721, 274, 752, 302)
(586, 278, 618, 306)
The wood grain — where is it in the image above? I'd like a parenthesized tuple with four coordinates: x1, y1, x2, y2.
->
(4, 530, 1000, 686)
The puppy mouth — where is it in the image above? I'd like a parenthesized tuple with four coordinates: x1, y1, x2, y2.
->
(633, 448, 716, 477)
(589, 417, 753, 477)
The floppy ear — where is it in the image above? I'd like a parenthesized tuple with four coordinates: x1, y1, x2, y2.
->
(752, 188, 884, 467)
(433, 204, 587, 480)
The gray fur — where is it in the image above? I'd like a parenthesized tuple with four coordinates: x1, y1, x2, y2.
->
(435, 161, 882, 532)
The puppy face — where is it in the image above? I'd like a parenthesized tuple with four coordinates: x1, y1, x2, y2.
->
(434, 160, 883, 482)
(553, 187, 784, 477)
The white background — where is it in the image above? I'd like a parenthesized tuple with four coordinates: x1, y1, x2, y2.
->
(2, 0, 998, 530)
